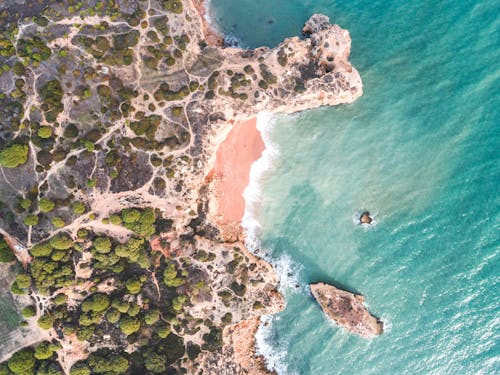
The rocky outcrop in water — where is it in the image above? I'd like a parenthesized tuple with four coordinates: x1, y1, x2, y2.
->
(310, 283, 383, 338)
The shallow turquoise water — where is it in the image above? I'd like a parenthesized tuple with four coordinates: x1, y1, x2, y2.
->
(211, 1, 499, 374)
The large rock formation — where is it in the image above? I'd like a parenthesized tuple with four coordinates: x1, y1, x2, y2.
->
(310, 283, 383, 338)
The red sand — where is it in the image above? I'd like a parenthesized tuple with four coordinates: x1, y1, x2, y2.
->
(210, 118, 264, 239)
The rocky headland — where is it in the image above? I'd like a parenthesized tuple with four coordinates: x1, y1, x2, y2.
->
(0, 0, 362, 373)
(310, 283, 383, 338)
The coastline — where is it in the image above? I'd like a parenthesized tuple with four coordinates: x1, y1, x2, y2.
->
(207, 118, 265, 242)
(192, 0, 224, 46)
(208, 116, 278, 374)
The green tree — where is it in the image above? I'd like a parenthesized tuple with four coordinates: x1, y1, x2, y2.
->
(34, 342, 56, 360)
(125, 277, 142, 294)
(37, 314, 54, 329)
(119, 316, 140, 335)
(93, 237, 111, 253)
(37, 127, 53, 139)
(144, 351, 166, 373)
(0, 144, 28, 168)
(69, 363, 91, 375)
(72, 201, 86, 215)
(20, 198, 32, 210)
(22, 306, 36, 318)
(157, 323, 170, 338)
(30, 242, 52, 257)
(144, 309, 160, 325)
(7, 348, 35, 374)
(24, 215, 39, 226)
(51, 217, 65, 228)
(15, 274, 31, 289)
(88, 293, 110, 312)
(105, 308, 121, 324)
(0, 236, 15, 262)
(50, 235, 72, 250)
(38, 198, 55, 213)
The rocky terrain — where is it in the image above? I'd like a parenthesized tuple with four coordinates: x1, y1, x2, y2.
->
(0, 0, 362, 373)
(310, 283, 383, 338)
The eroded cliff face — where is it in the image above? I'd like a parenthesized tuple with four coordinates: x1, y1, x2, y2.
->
(310, 283, 383, 338)
(0, 0, 362, 372)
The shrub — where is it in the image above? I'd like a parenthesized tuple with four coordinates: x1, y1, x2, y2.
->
(50, 234, 72, 250)
(51, 217, 65, 228)
(89, 293, 110, 312)
(72, 201, 86, 215)
(0, 144, 29, 168)
(94, 237, 111, 253)
(7, 348, 35, 374)
(20, 198, 32, 210)
(144, 309, 160, 325)
(24, 215, 39, 226)
(70, 363, 91, 375)
(121, 208, 140, 223)
(119, 316, 140, 335)
(38, 198, 55, 213)
(34, 342, 56, 360)
(125, 277, 142, 294)
(38, 126, 53, 138)
(37, 314, 54, 329)
(106, 308, 121, 324)
(0, 237, 15, 262)
(15, 274, 31, 289)
(109, 214, 122, 225)
(21, 305, 36, 318)
(157, 324, 170, 338)
(30, 242, 52, 257)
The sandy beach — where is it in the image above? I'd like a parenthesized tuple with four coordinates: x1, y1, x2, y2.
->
(209, 118, 264, 241)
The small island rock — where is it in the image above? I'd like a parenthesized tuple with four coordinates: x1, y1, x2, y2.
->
(310, 283, 383, 338)
(360, 211, 373, 224)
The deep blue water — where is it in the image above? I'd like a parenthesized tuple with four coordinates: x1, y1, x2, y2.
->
(211, 1, 499, 374)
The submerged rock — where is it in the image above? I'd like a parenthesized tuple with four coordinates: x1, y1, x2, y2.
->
(360, 211, 373, 224)
(310, 283, 383, 338)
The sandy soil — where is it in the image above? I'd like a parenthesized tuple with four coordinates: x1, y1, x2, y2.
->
(208, 118, 264, 241)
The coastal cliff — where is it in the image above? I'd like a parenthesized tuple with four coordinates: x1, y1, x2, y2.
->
(0, 0, 362, 373)
(310, 283, 383, 338)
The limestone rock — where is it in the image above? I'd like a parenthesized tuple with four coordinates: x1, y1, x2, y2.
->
(310, 283, 383, 338)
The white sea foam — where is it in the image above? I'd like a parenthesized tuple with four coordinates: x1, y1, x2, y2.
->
(240, 113, 305, 375)
(255, 315, 299, 375)
(242, 112, 279, 252)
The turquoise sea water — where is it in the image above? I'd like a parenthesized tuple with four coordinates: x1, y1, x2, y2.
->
(211, 1, 499, 374)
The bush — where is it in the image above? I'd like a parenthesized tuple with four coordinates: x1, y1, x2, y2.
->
(119, 316, 140, 335)
(24, 215, 39, 226)
(0, 144, 29, 168)
(70, 363, 91, 375)
(21, 305, 36, 318)
(72, 201, 86, 215)
(34, 342, 56, 360)
(50, 234, 72, 250)
(38, 198, 55, 213)
(125, 277, 142, 294)
(38, 126, 53, 138)
(37, 314, 54, 329)
(89, 293, 110, 312)
(20, 198, 32, 210)
(144, 309, 160, 325)
(0, 236, 15, 262)
(15, 274, 31, 289)
(7, 348, 35, 374)
(30, 242, 52, 257)
(94, 237, 111, 253)
(51, 217, 65, 228)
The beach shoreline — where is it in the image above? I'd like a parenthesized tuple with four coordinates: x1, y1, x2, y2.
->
(207, 117, 265, 242)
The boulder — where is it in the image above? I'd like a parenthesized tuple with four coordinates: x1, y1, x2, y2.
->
(310, 282, 383, 338)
